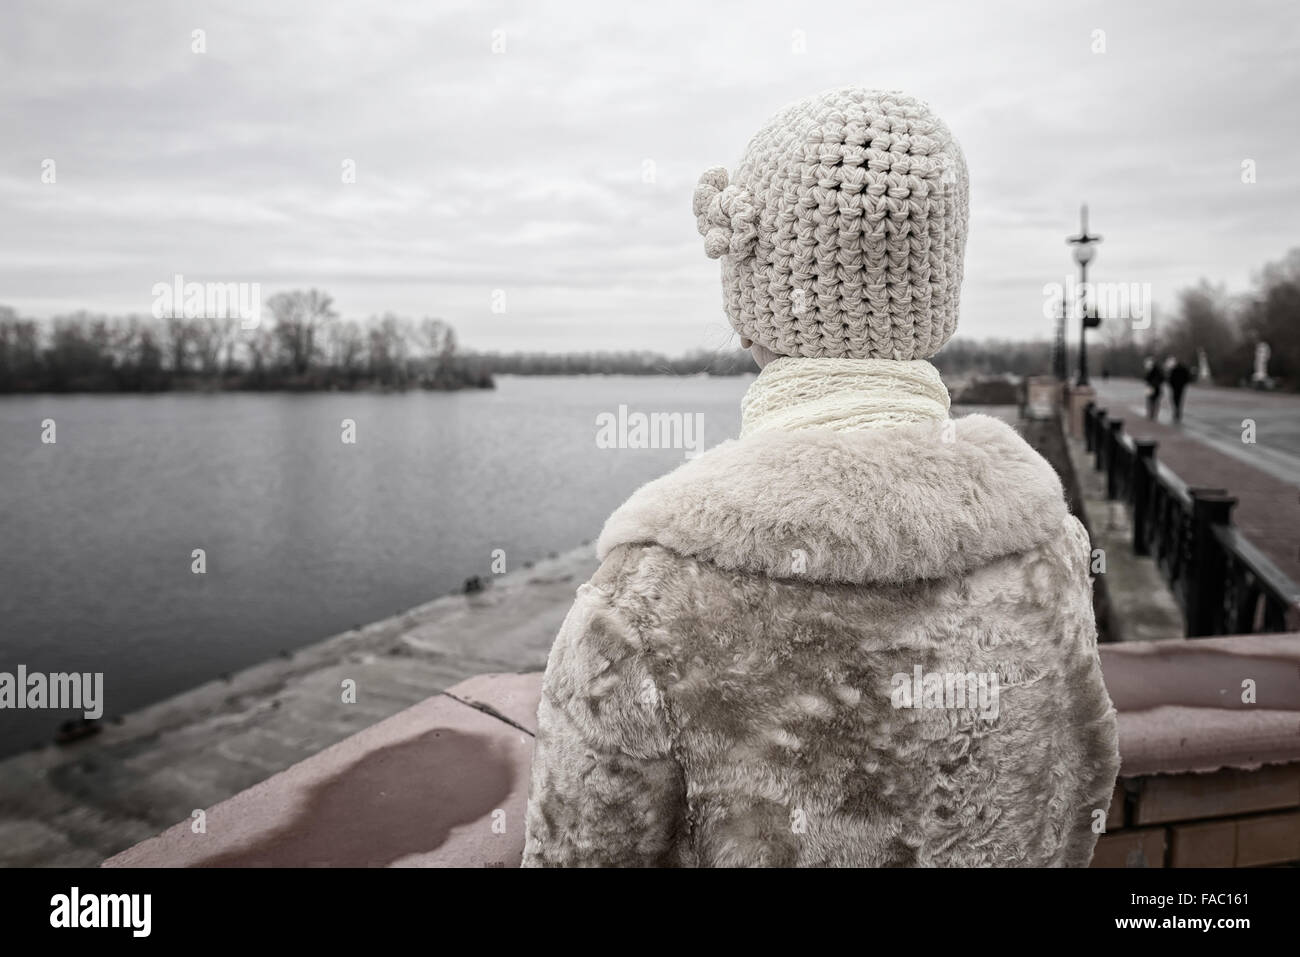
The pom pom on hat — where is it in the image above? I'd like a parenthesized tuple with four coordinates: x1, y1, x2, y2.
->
(692, 167, 757, 260)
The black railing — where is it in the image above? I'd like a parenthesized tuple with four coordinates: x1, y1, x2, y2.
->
(1084, 401, 1300, 637)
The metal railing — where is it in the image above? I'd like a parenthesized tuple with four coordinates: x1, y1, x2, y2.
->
(1084, 401, 1300, 636)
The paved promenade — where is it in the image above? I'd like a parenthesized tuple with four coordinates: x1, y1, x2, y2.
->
(1090, 379, 1300, 586)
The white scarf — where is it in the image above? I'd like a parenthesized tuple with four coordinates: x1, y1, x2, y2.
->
(740, 357, 951, 438)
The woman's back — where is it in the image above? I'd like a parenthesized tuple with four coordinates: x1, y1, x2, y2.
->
(522, 416, 1119, 867)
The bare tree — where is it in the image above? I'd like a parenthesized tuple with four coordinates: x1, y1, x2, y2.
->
(245, 324, 279, 380)
(1241, 247, 1300, 385)
(418, 316, 456, 384)
(366, 313, 414, 387)
(326, 318, 366, 379)
(268, 289, 337, 374)
(191, 315, 239, 377)
(163, 315, 192, 375)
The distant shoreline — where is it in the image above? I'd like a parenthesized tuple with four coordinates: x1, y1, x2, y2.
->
(0, 372, 766, 396)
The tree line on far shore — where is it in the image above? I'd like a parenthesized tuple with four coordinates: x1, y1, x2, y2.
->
(476, 348, 758, 377)
(1089, 247, 1300, 389)
(2, 246, 1296, 393)
(0, 290, 490, 393)
(0, 288, 765, 393)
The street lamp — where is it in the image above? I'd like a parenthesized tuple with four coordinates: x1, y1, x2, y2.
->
(1052, 287, 1067, 381)
(1067, 205, 1103, 386)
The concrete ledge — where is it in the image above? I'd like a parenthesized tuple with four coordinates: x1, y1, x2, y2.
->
(106, 633, 1300, 867)
(1099, 633, 1300, 777)
(103, 673, 542, 868)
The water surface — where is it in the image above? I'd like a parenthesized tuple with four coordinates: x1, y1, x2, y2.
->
(0, 375, 747, 755)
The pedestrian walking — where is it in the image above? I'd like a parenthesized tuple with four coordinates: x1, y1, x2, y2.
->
(1143, 356, 1165, 421)
(1167, 355, 1191, 423)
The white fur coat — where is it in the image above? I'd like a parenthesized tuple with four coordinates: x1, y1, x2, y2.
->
(522, 414, 1120, 867)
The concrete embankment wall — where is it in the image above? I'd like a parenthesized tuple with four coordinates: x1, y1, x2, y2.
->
(0, 546, 600, 867)
(105, 634, 1300, 869)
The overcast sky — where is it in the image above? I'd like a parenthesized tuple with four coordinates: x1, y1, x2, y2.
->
(2, 0, 1298, 354)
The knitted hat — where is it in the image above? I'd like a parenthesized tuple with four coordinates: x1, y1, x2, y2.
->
(693, 88, 969, 361)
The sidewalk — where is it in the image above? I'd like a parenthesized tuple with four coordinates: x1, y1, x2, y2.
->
(1087, 401, 1300, 588)
(1063, 425, 1185, 642)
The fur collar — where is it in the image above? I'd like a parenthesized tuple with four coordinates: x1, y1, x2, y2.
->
(597, 413, 1069, 584)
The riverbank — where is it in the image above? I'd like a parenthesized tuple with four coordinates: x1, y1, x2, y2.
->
(0, 545, 599, 867)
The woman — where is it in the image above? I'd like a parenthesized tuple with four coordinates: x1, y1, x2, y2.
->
(522, 88, 1120, 867)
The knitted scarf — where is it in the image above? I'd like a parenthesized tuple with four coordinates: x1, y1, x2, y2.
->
(739, 357, 951, 438)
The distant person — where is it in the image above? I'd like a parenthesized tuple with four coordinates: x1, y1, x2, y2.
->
(522, 88, 1119, 868)
(1143, 356, 1164, 420)
(1167, 356, 1191, 423)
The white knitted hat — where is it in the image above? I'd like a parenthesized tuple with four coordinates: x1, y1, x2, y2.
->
(693, 88, 969, 361)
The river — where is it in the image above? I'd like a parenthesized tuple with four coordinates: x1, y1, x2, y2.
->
(0, 375, 749, 755)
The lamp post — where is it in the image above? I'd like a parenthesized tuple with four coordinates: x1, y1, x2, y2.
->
(1066, 205, 1103, 387)
(1052, 287, 1068, 381)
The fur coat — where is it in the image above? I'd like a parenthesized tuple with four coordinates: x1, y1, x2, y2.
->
(521, 413, 1120, 867)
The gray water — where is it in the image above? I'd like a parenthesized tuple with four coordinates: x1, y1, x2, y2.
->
(0, 375, 747, 756)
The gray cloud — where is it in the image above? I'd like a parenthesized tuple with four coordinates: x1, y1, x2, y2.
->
(2, 0, 1297, 353)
